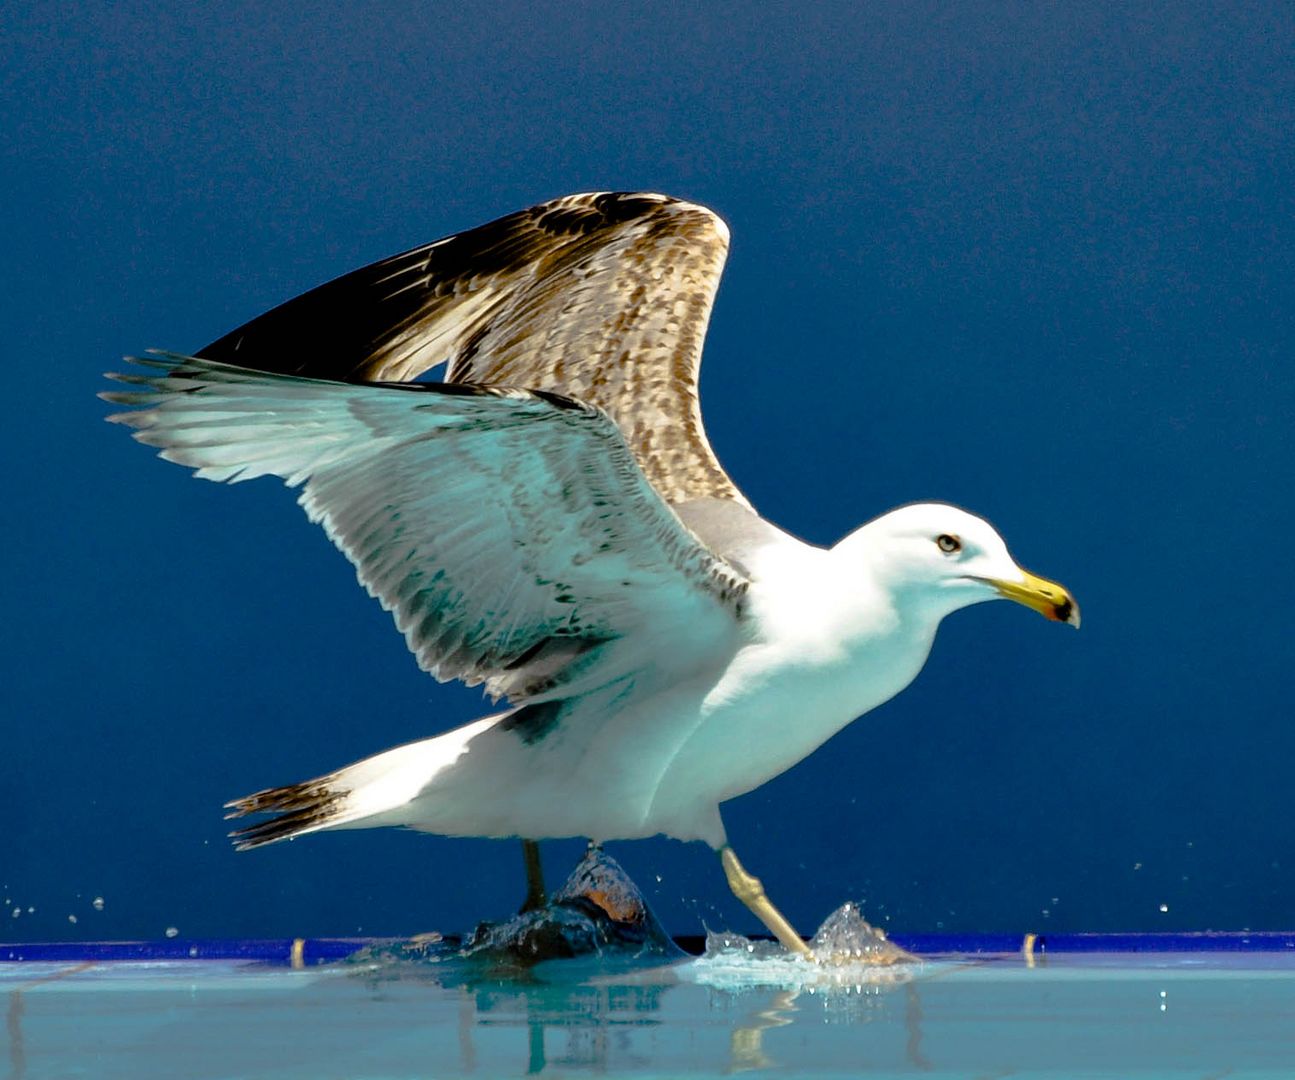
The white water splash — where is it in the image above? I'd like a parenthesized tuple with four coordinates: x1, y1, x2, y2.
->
(684, 901, 919, 990)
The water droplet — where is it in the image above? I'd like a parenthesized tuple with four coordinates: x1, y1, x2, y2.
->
(10, 908, 19, 919)
(67, 914, 77, 924)
(1158, 903, 1169, 913)
(164, 926, 179, 938)
(92, 897, 105, 911)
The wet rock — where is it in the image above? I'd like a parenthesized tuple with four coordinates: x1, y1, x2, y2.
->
(464, 847, 680, 964)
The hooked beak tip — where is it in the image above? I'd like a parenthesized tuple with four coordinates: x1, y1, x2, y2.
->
(1051, 596, 1081, 629)
(987, 570, 1080, 629)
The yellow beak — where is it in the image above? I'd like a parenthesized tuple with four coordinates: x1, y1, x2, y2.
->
(987, 569, 1080, 628)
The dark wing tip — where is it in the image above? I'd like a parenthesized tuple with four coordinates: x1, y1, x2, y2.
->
(224, 778, 344, 851)
(187, 191, 728, 384)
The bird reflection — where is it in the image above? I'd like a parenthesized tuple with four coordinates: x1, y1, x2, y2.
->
(349, 941, 926, 1075)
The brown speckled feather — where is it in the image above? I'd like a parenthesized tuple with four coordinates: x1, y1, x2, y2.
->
(199, 192, 747, 508)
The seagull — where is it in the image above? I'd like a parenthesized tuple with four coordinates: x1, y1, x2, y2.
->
(104, 192, 1078, 959)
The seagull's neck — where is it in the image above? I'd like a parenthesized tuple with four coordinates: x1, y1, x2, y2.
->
(744, 535, 942, 675)
(691, 535, 945, 805)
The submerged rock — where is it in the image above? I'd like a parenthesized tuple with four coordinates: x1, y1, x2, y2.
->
(464, 846, 679, 963)
(350, 856, 910, 975)
(351, 847, 679, 969)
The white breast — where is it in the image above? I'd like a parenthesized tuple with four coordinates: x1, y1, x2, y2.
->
(646, 536, 939, 825)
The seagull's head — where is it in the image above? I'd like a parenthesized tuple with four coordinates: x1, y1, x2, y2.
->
(838, 503, 1080, 628)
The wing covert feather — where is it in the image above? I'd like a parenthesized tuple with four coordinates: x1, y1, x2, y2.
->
(104, 356, 748, 701)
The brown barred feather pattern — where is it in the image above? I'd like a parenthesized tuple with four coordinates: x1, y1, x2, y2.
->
(198, 192, 746, 508)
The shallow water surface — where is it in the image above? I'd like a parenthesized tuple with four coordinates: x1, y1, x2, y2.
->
(3, 947, 1293, 1078)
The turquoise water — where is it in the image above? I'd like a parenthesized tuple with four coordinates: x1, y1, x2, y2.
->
(4, 948, 1293, 1078)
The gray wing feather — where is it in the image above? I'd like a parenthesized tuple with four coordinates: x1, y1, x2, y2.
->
(104, 355, 748, 701)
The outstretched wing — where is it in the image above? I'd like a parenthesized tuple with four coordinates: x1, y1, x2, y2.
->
(197, 192, 748, 508)
(104, 355, 748, 702)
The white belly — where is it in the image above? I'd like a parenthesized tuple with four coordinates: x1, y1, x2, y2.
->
(649, 631, 932, 826)
(400, 540, 938, 847)
(472, 608, 934, 846)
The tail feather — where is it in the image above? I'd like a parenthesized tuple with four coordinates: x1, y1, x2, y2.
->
(224, 712, 506, 850)
(224, 777, 347, 850)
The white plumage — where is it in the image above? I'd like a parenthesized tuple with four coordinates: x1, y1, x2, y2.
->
(105, 192, 1077, 956)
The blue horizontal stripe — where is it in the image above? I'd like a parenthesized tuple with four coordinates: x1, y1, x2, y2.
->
(3, 931, 1295, 964)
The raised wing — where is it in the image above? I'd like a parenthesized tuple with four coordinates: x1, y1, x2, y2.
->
(104, 355, 748, 702)
(197, 192, 749, 508)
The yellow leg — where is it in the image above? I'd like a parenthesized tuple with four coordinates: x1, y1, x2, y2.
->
(720, 846, 812, 959)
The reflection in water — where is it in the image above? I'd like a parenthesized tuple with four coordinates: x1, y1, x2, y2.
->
(351, 931, 924, 1074)
(7, 987, 24, 1080)
(722, 976, 930, 1073)
(4, 951, 1287, 1077)
(462, 976, 920, 1075)
(456, 990, 476, 1073)
(728, 988, 797, 1072)
(527, 1019, 543, 1074)
(905, 981, 932, 1071)
(341, 861, 929, 1072)
(5, 962, 94, 1080)
(471, 978, 671, 1074)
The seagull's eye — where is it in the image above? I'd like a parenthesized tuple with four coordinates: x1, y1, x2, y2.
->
(935, 534, 962, 554)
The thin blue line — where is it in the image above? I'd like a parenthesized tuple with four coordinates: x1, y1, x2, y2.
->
(3, 932, 1295, 964)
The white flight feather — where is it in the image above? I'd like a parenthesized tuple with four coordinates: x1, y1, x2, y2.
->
(106, 356, 747, 705)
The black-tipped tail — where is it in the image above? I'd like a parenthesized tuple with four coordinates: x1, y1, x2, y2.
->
(224, 777, 345, 851)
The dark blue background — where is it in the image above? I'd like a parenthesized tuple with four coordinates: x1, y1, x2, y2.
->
(3, 3, 1291, 943)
